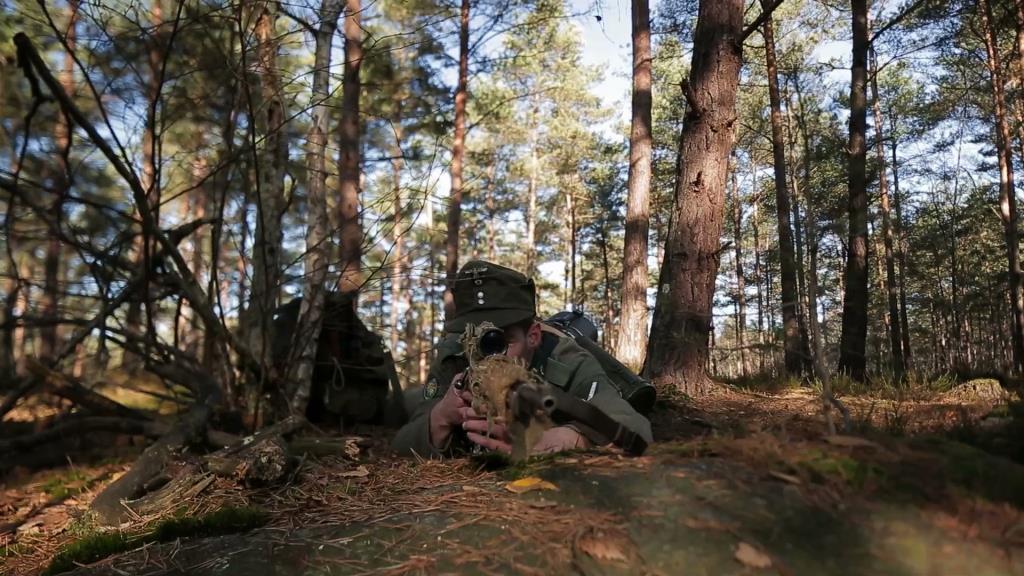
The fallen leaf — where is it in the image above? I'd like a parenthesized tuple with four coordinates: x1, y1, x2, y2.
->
(769, 471, 802, 485)
(339, 465, 369, 478)
(343, 438, 361, 460)
(504, 477, 558, 494)
(669, 471, 688, 479)
(461, 485, 485, 492)
(824, 435, 881, 449)
(527, 499, 558, 508)
(734, 542, 772, 569)
(577, 530, 629, 563)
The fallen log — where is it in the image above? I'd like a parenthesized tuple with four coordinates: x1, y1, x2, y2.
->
(288, 436, 369, 459)
(205, 416, 305, 485)
(0, 416, 165, 454)
(89, 363, 221, 526)
(207, 436, 291, 487)
(24, 359, 150, 421)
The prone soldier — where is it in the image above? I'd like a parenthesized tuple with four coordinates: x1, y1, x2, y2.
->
(392, 260, 653, 458)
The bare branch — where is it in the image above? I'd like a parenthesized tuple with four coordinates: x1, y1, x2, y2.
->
(740, 0, 785, 43)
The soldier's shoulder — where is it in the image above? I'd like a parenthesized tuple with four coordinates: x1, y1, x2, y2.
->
(547, 330, 594, 365)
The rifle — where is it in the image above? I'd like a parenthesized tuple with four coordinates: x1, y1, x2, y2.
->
(458, 323, 648, 460)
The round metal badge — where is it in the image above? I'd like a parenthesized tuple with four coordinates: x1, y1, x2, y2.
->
(424, 376, 440, 399)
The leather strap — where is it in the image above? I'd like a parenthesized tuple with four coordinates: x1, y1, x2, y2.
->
(543, 385, 648, 456)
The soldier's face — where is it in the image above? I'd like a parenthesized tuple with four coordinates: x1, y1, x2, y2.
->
(502, 322, 542, 363)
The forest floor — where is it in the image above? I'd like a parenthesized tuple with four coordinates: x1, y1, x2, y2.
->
(2, 379, 1024, 575)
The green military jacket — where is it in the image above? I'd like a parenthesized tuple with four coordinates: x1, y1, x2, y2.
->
(392, 328, 654, 458)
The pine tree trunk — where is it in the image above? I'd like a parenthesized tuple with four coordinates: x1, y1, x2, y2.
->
(565, 183, 577, 306)
(245, 1, 289, 423)
(444, 0, 470, 315)
(731, 165, 748, 377)
(782, 82, 812, 372)
(753, 187, 765, 373)
(762, 7, 803, 377)
(39, 0, 78, 362)
(869, 50, 904, 379)
(600, 225, 616, 350)
(980, 0, 1024, 373)
(838, 0, 870, 381)
(791, 72, 827, 380)
(389, 121, 406, 353)
(124, 1, 163, 366)
(1, 266, 18, 383)
(185, 150, 208, 358)
(290, 0, 342, 413)
(15, 260, 31, 372)
(889, 120, 912, 370)
(617, 0, 653, 372)
(526, 103, 539, 277)
(338, 0, 364, 302)
(486, 162, 497, 261)
(647, 0, 743, 395)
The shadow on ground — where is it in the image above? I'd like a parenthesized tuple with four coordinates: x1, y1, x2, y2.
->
(61, 437, 1024, 576)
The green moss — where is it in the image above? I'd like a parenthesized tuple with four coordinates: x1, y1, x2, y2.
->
(151, 506, 269, 541)
(910, 437, 1024, 507)
(41, 470, 89, 500)
(44, 507, 269, 575)
(800, 452, 884, 489)
(44, 532, 135, 575)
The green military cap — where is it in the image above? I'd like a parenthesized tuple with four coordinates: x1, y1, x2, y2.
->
(444, 260, 536, 333)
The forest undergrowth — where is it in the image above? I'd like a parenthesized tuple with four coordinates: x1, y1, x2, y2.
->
(2, 372, 1023, 575)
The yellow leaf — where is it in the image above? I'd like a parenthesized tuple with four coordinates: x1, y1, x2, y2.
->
(734, 542, 773, 569)
(504, 476, 558, 494)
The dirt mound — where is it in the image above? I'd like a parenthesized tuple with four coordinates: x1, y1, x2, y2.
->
(939, 379, 1009, 403)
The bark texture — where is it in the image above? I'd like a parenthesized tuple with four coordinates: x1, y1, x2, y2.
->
(617, 0, 653, 372)
(338, 0, 364, 300)
(444, 0, 470, 315)
(837, 0, 870, 381)
(647, 0, 743, 395)
(869, 49, 905, 379)
(290, 0, 343, 413)
(997, 0, 1024, 372)
(762, 7, 804, 377)
(248, 1, 288, 394)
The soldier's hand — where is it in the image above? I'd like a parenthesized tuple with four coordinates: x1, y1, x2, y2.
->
(530, 426, 590, 454)
(428, 372, 472, 448)
(463, 419, 512, 454)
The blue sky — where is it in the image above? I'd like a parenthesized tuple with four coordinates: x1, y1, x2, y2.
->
(572, 0, 646, 129)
